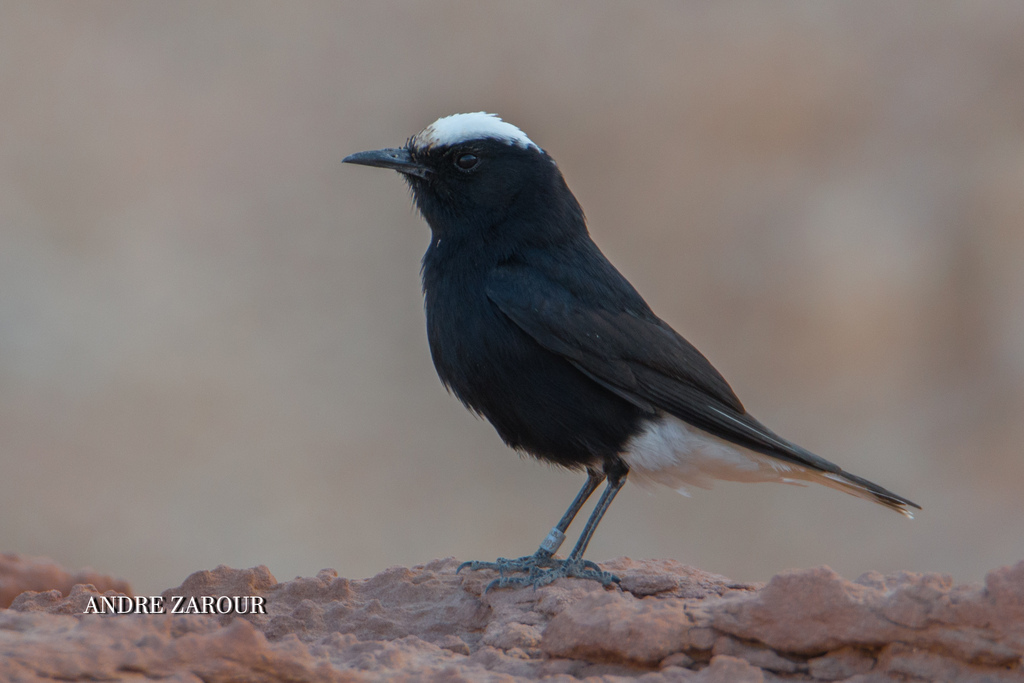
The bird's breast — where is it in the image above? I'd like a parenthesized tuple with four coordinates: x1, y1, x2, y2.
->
(421, 264, 649, 468)
(423, 271, 520, 400)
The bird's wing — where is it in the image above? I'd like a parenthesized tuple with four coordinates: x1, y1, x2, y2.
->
(485, 266, 842, 473)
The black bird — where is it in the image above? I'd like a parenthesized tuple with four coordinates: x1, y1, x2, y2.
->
(344, 113, 919, 589)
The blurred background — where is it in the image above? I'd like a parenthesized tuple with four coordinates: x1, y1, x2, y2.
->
(1, 2, 1022, 596)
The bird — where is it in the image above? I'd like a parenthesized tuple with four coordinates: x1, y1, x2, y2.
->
(343, 112, 919, 589)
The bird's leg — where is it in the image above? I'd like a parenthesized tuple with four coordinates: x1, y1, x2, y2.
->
(457, 469, 604, 579)
(558, 463, 628, 574)
(535, 468, 606, 559)
(478, 462, 629, 590)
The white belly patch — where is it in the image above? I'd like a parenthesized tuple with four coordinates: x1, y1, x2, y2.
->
(622, 414, 807, 494)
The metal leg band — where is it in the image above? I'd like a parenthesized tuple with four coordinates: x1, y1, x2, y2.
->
(539, 527, 566, 555)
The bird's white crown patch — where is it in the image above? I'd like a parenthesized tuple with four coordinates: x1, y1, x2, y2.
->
(410, 113, 540, 152)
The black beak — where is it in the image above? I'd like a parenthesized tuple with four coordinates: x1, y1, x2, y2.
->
(343, 147, 431, 179)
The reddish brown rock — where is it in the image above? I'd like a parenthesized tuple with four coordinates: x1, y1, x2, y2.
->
(2, 556, 1022, 681)
(0, 552, 132, 608)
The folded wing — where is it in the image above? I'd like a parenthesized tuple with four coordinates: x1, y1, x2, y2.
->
(486, 265, 919, 515)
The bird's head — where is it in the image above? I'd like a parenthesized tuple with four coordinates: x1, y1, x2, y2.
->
(344, 113, 585, 248)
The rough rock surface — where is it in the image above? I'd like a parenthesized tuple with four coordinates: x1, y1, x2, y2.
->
(2, 556, 1022, 681)
(0, 552, 132, 609)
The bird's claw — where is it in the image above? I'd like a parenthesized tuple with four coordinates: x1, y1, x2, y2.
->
(456, 552, 557, 578)
(482, 558, 619, 591)
(459, 554, 619, 591)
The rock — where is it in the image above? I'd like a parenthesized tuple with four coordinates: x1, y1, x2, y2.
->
(807, 646, 875, 680)
(692, 655, 765, 682)
(1, 555, 1022, 681)
(0, 552, 132, 608)
(710, 563, 1024, 666)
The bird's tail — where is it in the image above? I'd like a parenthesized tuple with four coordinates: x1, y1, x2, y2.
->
(814, 469, 921, 518)
(739, 417, 921, 518)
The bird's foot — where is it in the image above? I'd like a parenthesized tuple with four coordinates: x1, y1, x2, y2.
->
(487, 558, 619, 591)
(456, 550, 559, 579)
(458, 554, 619, 591)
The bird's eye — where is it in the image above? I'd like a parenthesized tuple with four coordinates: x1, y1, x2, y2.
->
(454, 153, 479, 171)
